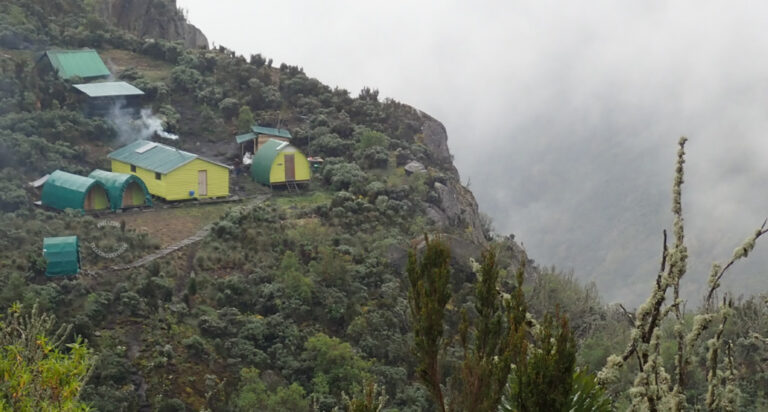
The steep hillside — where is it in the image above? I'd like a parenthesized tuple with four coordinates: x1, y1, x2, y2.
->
(0, 1, 540, 410)
(2, 1, 768, 411)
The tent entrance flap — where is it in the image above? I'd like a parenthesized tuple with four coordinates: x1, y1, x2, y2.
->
(122, 181, 146, 207)
(84, 185, 109, 210)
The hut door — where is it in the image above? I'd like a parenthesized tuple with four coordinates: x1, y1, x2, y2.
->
(198, 170, 207, 196)
(284, 154, 295, 181)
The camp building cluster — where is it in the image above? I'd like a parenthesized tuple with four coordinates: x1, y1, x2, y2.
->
(36, 49, 316, 276)
(35, 48, 314, 213)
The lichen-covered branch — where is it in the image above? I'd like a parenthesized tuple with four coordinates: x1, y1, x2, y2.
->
(598, 136, 767, 411)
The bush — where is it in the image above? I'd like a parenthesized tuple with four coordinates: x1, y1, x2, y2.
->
(170, 66, 203, 93)
(157, 398, 186, 412)
(0, 169, 27, 212)
(356, 128, 390, 149)
(218, 97, 240, 119)
(358, 146, 390, 169)
(182, 335, 207, 359)
(310, 133, 353, 158)
(322, 162, 367, 192)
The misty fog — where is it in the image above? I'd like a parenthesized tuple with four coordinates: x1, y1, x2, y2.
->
(178, 0, 768, 305)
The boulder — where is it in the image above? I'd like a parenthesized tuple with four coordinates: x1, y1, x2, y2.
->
(404, 160, 426, 175)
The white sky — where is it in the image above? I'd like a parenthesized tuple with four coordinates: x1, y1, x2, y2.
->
(177, 0, 768, 305)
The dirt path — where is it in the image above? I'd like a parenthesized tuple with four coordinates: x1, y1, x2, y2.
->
(110, 195, 270, 271)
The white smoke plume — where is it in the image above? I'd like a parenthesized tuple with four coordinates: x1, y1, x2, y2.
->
(108, 101, 179, 142)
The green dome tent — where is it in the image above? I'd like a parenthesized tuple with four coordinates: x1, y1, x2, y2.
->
(250, 139, 311, 187)
(43, 236, 80, 276)
(88, 169, 152, 211)
(41, 170, 110, 211)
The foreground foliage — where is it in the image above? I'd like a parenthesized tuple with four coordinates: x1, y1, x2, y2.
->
(0, 303, 94, 411)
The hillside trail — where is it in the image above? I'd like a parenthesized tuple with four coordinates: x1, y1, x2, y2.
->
(109, 194, 270, 271)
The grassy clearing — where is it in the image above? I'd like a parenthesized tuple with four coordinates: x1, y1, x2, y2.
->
(117, 202, 233, 246)
(272, 190, 333, 209)
(100, 48, 173, 82)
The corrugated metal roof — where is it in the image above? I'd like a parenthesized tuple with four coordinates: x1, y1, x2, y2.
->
(73, 81, 144, 97)
(29, 174, 50, 188)
(44, 49, 110, 80)
(108, 140, 196, 174)
(88, 169, 152, 210)
(235, 132, 257, 144)
(43, 236, 79, 276)
(41, 170, 106, 211)
(251, 125, 292, 139)
(108, 140, 231, 174)
(250, 139, 284, 184)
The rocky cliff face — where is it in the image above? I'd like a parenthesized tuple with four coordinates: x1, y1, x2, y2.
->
(97, 0, 208, 49)
(415, 111, 489, 245)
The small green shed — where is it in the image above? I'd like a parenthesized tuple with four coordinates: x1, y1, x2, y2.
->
(41, 170, 110, 212)
(88, 169, 152, 211)
(236, 125, 293, 155)
(43, 236, 80, 277)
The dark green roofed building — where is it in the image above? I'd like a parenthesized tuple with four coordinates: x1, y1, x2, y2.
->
(237, 124, 293, 155)
(43, 236, 80, 277)
(251, 125, 293, 139)
(88, 169, 152, 211)
(73, 81, 145, 117)
(38, 49, 111, 80)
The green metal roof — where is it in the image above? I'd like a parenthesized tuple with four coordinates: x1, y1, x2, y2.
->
(251, 139, 286, 184)
(43, 49, 110, 80)
(73, 81, 144, 98)
(108, 140, 197, 174)
(43, 236, 80, 276)
(41, 170, 108, 211)
(251, 125, 292, 139)
(235, 132, 257, 144)
(88, 169, 152, 211)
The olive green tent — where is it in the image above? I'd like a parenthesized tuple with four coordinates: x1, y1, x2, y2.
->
(43, 236, 80, 276)
(41, 170, 110, 211)
(88, 169, 152, 211)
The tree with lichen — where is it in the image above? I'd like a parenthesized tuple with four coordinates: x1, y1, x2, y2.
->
(597, 137, 768, 411)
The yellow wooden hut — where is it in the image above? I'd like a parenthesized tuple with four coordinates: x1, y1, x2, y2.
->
(108, 140, 230, 201)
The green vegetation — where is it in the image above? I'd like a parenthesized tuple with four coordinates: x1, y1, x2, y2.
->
(2, 1, 768, 411)
(0, 303, 94, 411)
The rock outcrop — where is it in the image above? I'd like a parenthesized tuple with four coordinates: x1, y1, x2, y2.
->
(418, 111, 455, 171)
(97, 0, 208, 49)
(412, 111, 489, 245)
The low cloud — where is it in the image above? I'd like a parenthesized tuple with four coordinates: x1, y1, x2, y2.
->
(179, 0, 768, 305)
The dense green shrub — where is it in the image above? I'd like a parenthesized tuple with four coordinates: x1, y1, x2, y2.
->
(322, 161, 367, 191)
(311, 133, 353, 158)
